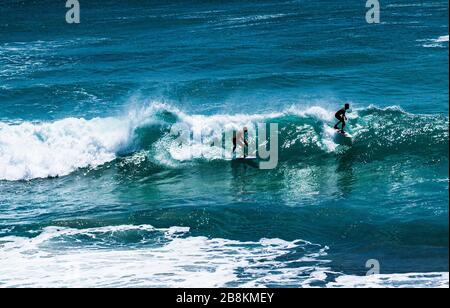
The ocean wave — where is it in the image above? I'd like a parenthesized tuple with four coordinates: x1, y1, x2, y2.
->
(0, 224, 446, 288)
(222, 14, 289, 24)
(211, 13, 292, 29)
(0, 224, 331, 288)
(0, 117, 133, 181)
(0, 103, 448, 181)
(419, 35, 449, 48)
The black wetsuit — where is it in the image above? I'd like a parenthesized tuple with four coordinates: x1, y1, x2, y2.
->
(334, 108, 347, 131)
(233, 131, 248, 157)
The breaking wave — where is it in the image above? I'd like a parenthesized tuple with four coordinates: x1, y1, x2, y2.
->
(0, 102, 448, 181)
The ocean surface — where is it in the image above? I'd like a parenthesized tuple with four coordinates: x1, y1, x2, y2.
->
(0, 0, 448, 287)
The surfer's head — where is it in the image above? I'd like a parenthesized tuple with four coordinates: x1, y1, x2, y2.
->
(243, 127, 248, 133)
(345, 103, 350, 110)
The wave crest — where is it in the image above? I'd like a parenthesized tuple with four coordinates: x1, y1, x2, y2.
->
(0, 103, 448, 181)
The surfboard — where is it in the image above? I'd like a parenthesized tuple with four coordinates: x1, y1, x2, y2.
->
(235, 156, 258, 160)
(333, 129, 353, 145)
(225, 156, 258, 161)
(227, 156, 259, 168)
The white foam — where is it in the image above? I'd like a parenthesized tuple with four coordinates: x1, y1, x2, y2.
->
(0, 225, 331, 288)
(422, 43, 444, 48)
(433, 35, 449, 43)
(0, 38, 111, 78)
(288, 105, 335, 122)
(327, 272, 449, 288)
(1, 225, 446, 288)
(0, 117, 134, 181)
(322, 125, 339, 152)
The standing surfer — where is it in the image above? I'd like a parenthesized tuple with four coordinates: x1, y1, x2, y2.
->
(334, 103, 350, 133)
(233, 127, 249, 158)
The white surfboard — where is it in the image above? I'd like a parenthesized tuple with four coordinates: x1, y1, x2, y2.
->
(333, 129, 353, 145)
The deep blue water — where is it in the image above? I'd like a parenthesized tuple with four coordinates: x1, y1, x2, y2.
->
(0, 0, 448, 287)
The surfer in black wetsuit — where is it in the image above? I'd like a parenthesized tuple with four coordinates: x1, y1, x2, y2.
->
(233, 127, 248, 158)
(334, 103, 350, 133)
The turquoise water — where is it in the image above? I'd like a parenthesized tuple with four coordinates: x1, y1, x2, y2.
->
(0, 0, 448, 287)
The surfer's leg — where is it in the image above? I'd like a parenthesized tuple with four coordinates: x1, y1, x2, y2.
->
(341, 120, 346, 132)
(334, 121, 339, 129)
(334, 115, 343, 130)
